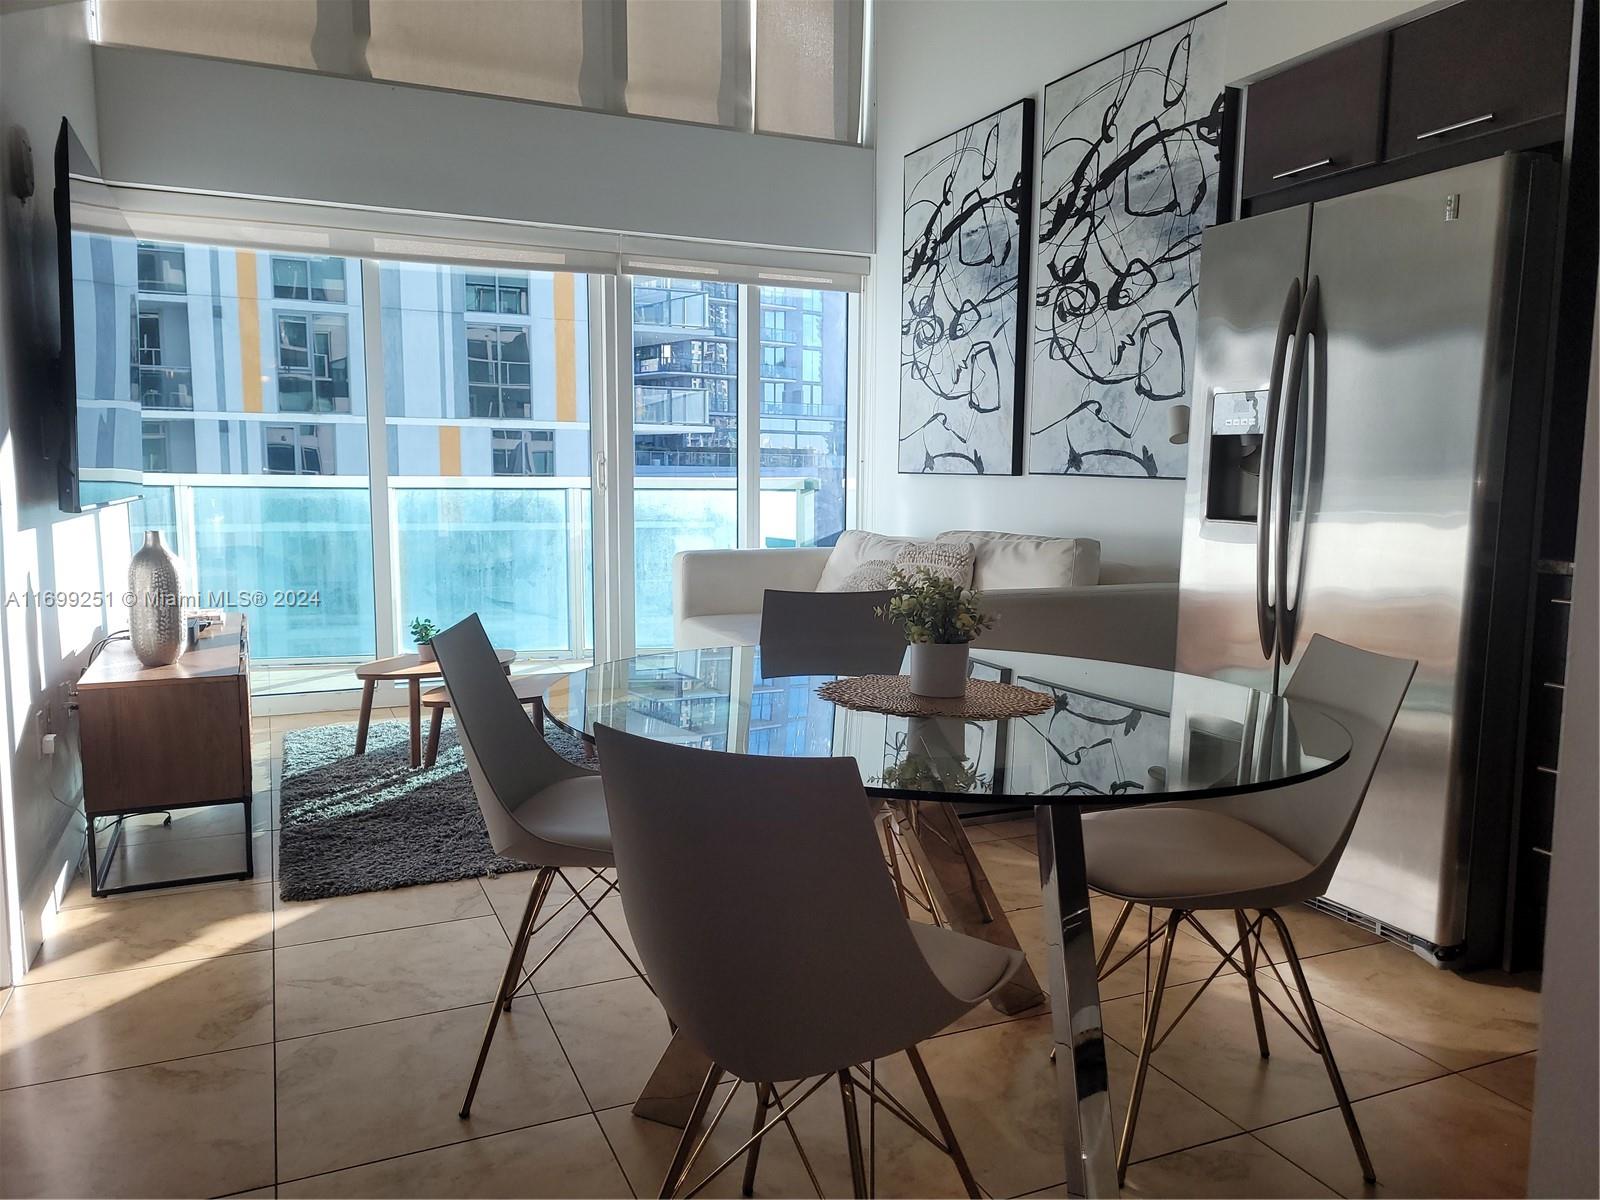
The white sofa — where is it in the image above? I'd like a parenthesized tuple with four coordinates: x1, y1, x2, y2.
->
(673, 529, 1180, 670)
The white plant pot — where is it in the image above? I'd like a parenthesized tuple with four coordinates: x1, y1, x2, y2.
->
(908, 642, 969, 698)
(416, 643, 437, 663)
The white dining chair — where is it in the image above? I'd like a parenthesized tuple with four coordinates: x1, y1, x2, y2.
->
(431, 614, 645, 1119)
(594, 722, 1024, 1199)
(1081, 634, 1415, 1184)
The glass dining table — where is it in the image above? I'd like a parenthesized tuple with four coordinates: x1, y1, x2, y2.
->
(542, 644, 1351, 1198)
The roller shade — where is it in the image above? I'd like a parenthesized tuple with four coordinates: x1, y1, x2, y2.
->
(97, 0, 869, 146)
(620, 236, 867, 292)
(106, 186, 869, 288)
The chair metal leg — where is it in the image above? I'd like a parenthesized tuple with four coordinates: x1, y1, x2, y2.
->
(881, 817, 911, 918)
(837, 1071, 869, 1199)
(503, 869, 557, 1012)
(1096, 899, 1136, 975)
(1236, 909, 1270, 1059)
(460, 865, 555, 1118)
(905, 1044, 981, 1199)
(741, 1083, 771, 1197)
(1116, 908, 1183, 1184)
(661, 1063, 725, 1199)
(1262, 908, 1376, 1183)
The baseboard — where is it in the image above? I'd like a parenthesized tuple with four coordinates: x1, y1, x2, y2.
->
(17, 805, 87, 980)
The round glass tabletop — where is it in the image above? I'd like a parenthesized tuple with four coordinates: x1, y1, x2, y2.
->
(543, 646, 1351, 807)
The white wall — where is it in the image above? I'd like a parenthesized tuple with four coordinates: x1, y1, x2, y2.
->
(863, 0, 1430, 579)
(91, 43, 875, 256)
(1527, 307, 1599, 1198)
(0, 1, 132, 984)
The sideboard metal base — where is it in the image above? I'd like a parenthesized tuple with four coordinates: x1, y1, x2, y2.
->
(87, 796, 255, 898)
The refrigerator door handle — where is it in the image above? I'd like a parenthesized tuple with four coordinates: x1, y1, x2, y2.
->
(1256, 278, 1302, 660)
(1275, 274, 1321, 664)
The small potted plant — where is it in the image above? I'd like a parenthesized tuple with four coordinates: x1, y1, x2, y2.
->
(409, 617, 440, 662)
(876, 568, 995, 697)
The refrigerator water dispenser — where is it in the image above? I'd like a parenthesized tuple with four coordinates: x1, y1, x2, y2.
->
(1205, 388, 1267, 522)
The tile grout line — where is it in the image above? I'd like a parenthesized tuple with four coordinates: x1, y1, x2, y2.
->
(272, 907, 501, 951)
(590, 1102, 644, 1200)
(271, 1108, 611, 1190)
(1249, 1129, 1349, 1197)
(1272, 962, 1529, 1076)
(1445, 1058, 1540, 1112)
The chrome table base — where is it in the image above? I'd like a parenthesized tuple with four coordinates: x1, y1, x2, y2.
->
(1038, 804, 1120, 1198)
(884, 801, 1046, 1014)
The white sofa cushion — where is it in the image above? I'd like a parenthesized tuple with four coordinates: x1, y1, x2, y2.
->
(816, 530, 926, 591)
(894, 540, 975, 588)
(677, 611, 764, 650)
(937, 530, 1101, 590)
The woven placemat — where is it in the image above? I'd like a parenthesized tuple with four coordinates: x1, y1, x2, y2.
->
(817, 675, 1053, 719)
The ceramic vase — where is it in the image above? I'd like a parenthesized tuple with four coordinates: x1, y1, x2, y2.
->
(416, 642, 437, 663)
(908, 641, 969, 698)
(128, 531, 186, 667)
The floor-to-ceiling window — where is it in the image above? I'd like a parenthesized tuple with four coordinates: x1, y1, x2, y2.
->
(630, 276, 739, 649)
(380, 262, 594, 660)
(757, 285, 850, 549)
(125, 241, 376, 670)
(112, 232, 856, 691)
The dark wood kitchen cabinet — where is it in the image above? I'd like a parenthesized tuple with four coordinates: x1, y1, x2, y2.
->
(1240, 34, 1389, 199)
(1386, 0, 1573, 162)
(1239, 0, 1577, 211)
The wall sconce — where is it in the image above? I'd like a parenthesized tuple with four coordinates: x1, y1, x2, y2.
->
(1168, 403, 1191, 446)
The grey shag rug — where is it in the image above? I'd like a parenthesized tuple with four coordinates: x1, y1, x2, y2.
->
(277, 716, 596, 901)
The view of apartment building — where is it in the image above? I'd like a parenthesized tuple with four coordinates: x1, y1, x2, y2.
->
(80, 238, 851, 664)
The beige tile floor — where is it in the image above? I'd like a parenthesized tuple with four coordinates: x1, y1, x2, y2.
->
(0, 713, 1542, 1199)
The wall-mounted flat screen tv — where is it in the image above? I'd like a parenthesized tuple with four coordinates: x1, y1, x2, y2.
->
(55, 118, 142, 512)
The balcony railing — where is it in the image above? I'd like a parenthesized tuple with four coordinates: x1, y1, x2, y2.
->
(760, 399, 843, 420)
(635, 386, 711, 426)
(135, 365, 195, 409)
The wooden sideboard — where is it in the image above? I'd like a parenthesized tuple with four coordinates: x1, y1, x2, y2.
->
(75, 613, 254, 896)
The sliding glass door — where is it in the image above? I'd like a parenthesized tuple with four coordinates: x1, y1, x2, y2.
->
(379, 263, 594, 661)
(756, 285, 850, 550)
(630, 276, 739, 649)
(126, 240, 376, 689)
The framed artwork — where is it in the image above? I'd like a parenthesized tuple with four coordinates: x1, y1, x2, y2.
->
(899, 98, 1035, 475)
(1029, 7, 1225, 478)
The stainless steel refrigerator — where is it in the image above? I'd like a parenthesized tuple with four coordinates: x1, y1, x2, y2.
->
(1175, 153, 1558, 965)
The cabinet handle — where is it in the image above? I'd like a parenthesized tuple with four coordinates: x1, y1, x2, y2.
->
(1416, 112, 1495, 141)
(1270, 158, 1333, 181)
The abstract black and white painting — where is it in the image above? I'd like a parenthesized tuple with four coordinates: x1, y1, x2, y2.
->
(900, 99, 1035, 475)
(1029, 9, 1224, 478)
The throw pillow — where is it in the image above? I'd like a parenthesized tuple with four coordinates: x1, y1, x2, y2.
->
(893, 541, 976, 589)
(837, 559, 897, 592)
(816, 530, 926, 591)
(935, 530, 1102, 589)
